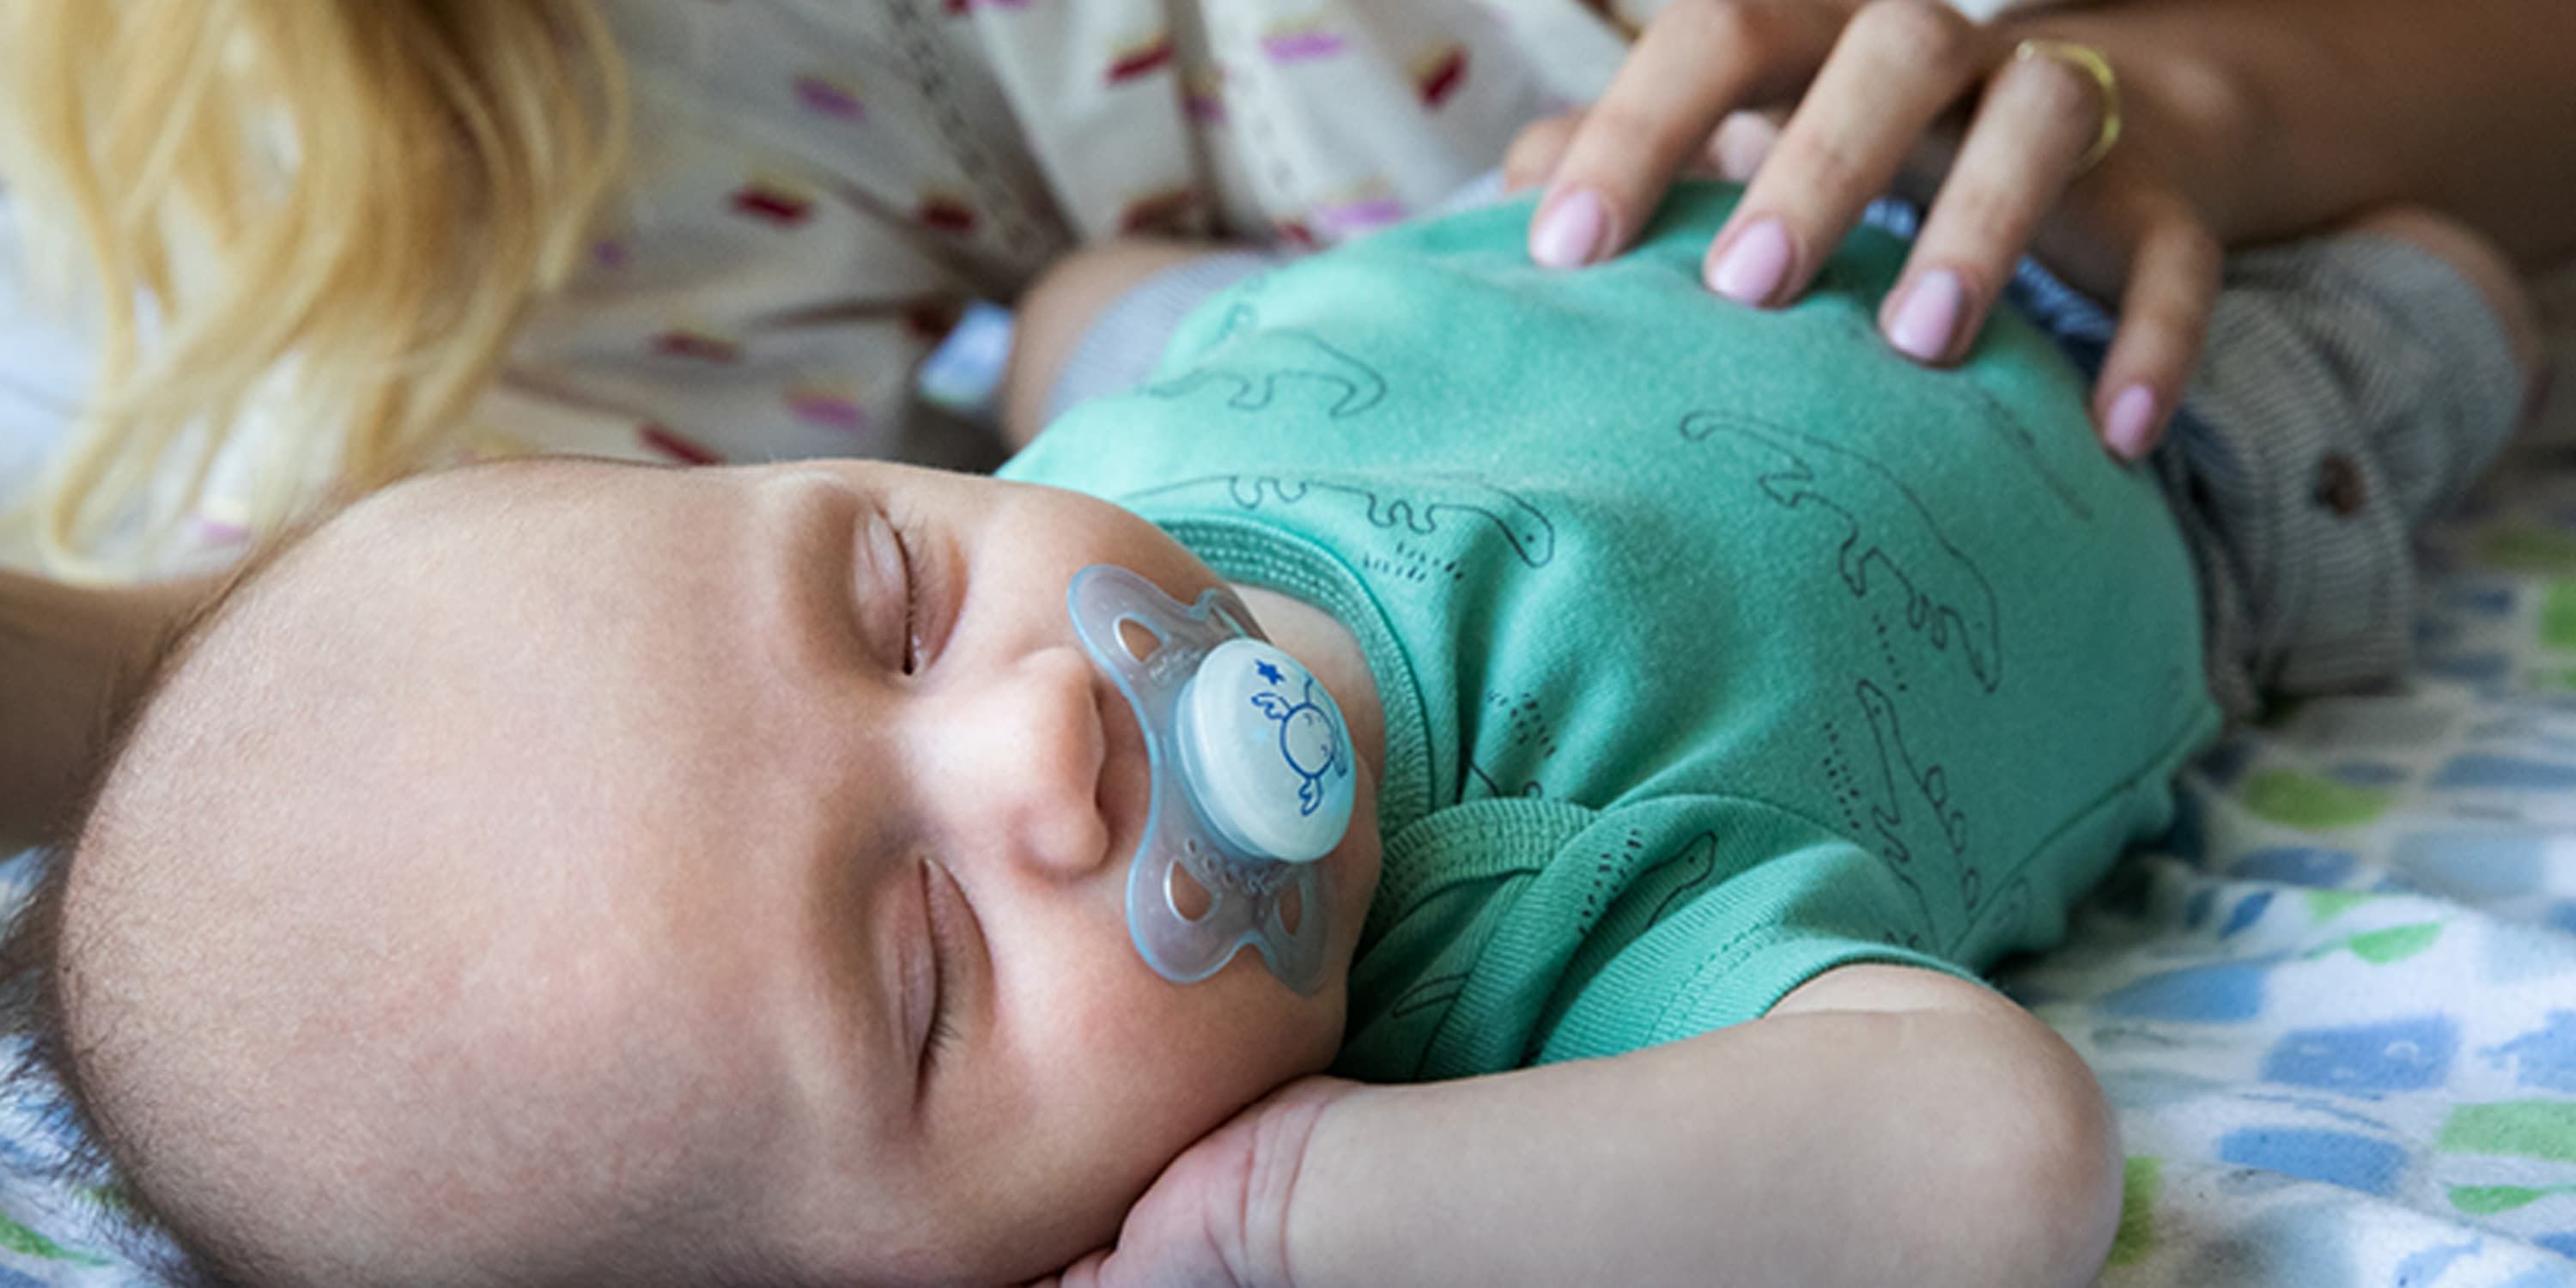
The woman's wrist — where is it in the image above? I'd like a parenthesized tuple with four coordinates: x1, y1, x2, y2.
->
(2022, 0, 2576, 265)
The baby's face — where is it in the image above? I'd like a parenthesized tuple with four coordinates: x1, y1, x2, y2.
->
(71, 458, 1382, 1285)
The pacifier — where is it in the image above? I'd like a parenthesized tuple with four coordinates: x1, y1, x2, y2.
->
(1067, 565, 1357, 993)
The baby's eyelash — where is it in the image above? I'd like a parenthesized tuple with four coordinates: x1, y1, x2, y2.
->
(894, 527, 920, 676)
(921, 866, 959, 1073)
(925, 1000, 960, 1067)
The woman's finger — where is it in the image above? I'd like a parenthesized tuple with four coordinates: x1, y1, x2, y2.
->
(1880, 41, 2116, 365)
(1513, 106, 1787, 219)
(1710, 109, 1786, 182)
(2092, 206, 2222, 459)
(1504, 112, 1584, 193)
(1512, 106, 1777, 204)
(1707, 0, 1994, 307)
(1528, 0, 1844, 269)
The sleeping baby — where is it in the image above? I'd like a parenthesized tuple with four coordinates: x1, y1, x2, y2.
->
(5, 182, 2534, 1287)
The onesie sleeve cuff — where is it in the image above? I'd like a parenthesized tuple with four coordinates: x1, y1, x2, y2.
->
(1043, 248, 1291, 423)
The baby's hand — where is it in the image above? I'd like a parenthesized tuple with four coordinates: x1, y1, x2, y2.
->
(1512, 0, 2241, 459)
(1024, 1076, 1360, 1288)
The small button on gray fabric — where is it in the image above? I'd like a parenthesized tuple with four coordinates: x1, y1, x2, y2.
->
(2314, 453, 2368, 518)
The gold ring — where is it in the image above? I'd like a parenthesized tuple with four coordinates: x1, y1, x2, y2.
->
(2013, 39, 2122, 174)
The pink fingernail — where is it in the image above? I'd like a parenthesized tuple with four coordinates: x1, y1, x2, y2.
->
(1708, 218, 1793, 306)
(2104, 385, 2158, 459)
(1531, 189, 1607, 269)
(1886, 270, 1965, 363)
(1712, 112, 1780, 182)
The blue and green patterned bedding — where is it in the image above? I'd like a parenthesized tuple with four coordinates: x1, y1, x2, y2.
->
(2006, 448, 2576, 1285)
(4, 453, 2574, 1285)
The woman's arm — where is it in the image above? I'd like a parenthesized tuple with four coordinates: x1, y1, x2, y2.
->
(0, 572, 212, 848)
(2095, 0, 2576, 268)
(1038, 964, 2122, 1288)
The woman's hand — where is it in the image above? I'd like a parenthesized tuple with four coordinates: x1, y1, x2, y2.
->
(1510, 0, 2239, 459)
(1024, 1076, 1360, 1288)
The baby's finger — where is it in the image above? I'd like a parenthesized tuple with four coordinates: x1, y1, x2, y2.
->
(1529, 0, 1840, 269)
(2093, 210, 2221, 459)
(1880, 42, 2113, 365)
(1709, 0, 1991, 307)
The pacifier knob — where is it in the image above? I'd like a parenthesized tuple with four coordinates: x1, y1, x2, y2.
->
(1176, 639, 1355, 863)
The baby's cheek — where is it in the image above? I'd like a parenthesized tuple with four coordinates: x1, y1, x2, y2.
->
(1081, 975, 1295, 1128)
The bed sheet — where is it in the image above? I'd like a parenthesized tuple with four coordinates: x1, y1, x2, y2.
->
(2, 456, 2574, 1284)
(1995, 447, 2576, 1287)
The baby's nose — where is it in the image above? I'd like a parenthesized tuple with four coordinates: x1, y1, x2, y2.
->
(927, 647, 1111, 878)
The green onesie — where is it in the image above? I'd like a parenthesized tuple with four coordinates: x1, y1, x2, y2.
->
(999, 185, 2221, 1083)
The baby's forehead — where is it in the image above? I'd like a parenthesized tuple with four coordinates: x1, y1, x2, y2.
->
(103, 466, 769, 927)
(70, 565, 805, 1275)
(133, 462, 553, 679)
(85, 465, 704, 972)
(140, 457, 690, 725)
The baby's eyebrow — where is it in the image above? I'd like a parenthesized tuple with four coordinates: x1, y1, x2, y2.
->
(112, 516, 325, 730)
(448, 452, 669, 482)
(192, 453, 665, 627)
(57, 500, 335, 866)
(77, 455, 660, 847)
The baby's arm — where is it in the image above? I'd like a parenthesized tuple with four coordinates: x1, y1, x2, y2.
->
(1001, 239, 1243, 451)
(1043, 963, 2119, 1288)
(1283, 964, 2117, 1288)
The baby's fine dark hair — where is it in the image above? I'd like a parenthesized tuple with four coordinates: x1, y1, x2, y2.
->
(0, 532, 871, 1288)
(0, 584, 256, 1287)
(0, 515, 389, 1286)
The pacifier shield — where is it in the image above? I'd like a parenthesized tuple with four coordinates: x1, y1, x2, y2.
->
(1067, 566, 1353, 993)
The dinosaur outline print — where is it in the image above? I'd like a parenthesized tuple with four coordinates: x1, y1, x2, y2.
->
(1146, 304, 1388, 418)
(1132, 473, 1558, 569)
(1853, 677, 1971, 931)
(1680, 410, 2004, 692)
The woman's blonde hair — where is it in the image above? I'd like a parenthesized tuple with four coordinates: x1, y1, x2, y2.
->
(0, 0, 626, 577)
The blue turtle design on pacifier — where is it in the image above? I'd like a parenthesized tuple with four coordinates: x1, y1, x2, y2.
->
(1068, 566, 1357, 993)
